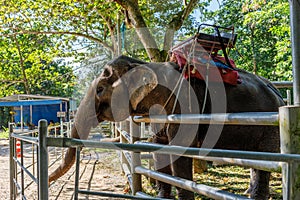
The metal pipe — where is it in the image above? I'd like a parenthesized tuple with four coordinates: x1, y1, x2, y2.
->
(122, 163, 132, 189)
(192, 156, 282, 173)
(119, 129, 131, 143)
(21, 105, 23, 131)
(272, 81, 293, 88)
(290, 0, 300, 105)
(124, 151, 132, 164)
(78, 189, 160, 199)
(13, 158, 38, 184)
(135, 166, 251, 200)
(133, 112, 279, 126)
(11, 133, 38, 144)
(135, 191, 171, 200)
(9, 123, 16, 200)
(38, 119, 48, 200)
(20, 140, 25, 199)
(74, 147, 81, 200)
(46, 138, 300, 163)
(141, 153, 153, 160)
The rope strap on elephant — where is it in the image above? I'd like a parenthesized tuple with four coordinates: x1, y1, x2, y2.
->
(169, 24, 242, 86)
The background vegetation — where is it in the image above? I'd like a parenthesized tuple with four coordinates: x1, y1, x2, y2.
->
(0, 0, 292, 127)
(0, 0, 291, 198)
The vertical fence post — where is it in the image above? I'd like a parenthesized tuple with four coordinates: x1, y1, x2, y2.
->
(20, 140, 24, 198)
(74, 147, 81, 200)
(279, 106, 300, 199)
(290, 0, 300, 106)
(38, 119, 48, 200)
(9, 123, 16, 200)
(130, 118, 142, 195)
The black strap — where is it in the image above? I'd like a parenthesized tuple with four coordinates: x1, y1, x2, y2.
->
(215, 27, 235, 70)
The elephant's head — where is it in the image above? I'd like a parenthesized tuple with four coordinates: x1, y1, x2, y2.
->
(48, 55, 159, 183)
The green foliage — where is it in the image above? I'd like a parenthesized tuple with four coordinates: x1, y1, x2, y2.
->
(0, 107, 11, 130)
(0, 129, 9, 139)
(201, 0, 291, 81)
(0, 34, 77, 97)
(0, 0, 292, 89)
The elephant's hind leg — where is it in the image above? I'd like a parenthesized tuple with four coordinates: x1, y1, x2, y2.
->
(246, 168, 270, 200)
(172, 155, 194, 200)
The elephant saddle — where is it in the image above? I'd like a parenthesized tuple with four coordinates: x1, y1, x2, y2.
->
(170, 27, 241, 85)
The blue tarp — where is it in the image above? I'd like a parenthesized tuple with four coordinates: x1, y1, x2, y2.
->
(14, 103, 67, 125)
(0, 99, 67, 125)
(0, 99, 63, 107)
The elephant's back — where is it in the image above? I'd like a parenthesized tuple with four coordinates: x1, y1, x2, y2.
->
(225, 69, 285, 112)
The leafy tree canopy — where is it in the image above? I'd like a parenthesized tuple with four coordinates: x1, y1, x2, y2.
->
(1, 0, 206, 62)
(201, 0, 291, 81)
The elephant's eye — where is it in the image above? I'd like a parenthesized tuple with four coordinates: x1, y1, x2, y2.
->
(97, 86, 104, 96)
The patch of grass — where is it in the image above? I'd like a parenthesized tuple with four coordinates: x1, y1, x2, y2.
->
(0, 130, 9, 139)
(194, 165, 282, 199)
(141, 164, 282, 200)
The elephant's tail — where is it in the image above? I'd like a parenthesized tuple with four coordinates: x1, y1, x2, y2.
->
(48, 147, 76, 184)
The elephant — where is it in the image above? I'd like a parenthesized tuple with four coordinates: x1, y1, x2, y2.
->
(48, 55, 285, 200)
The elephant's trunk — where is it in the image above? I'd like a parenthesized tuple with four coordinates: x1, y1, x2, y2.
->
(48, 147, 77, 183)
(49, 84, 99, 183)
(48, 125, 84, 183)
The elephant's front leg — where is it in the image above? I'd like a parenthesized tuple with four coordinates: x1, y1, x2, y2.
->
(153, 128, 173, 198)
(246, 168, 270, 200)
(168, 124, 197, 200)
(171, 155, 194, 200)
(153, 153, 172, 198)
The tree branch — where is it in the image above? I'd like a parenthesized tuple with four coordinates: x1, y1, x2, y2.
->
(6, 28, 114, 53)
(12, 34, 30, 95)
(163, 0, 199, 52)
(114, 0, 164, 61)
(0, 80, 24, 83)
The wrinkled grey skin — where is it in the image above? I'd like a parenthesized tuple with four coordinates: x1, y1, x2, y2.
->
(49, 55, 285, 200)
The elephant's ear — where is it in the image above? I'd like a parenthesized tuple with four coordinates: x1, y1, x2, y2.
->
(114, 64, 158, 110)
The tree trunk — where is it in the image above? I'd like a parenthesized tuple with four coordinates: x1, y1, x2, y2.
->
(115, 0, 199, 62)
(115, 0, 164, 62)
(250, 26, 257, 74)
(13, 35, 30, 95)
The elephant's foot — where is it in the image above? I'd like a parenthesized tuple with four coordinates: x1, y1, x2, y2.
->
(177, 188, 194, 200)
(244, 187, 252, 195)
(246, 169, 270, 200)
(248, 184, 270, 200)
(245, 187, 270, 200)
(156, 182, 173, 199)
(249, 191, 270, 200)
(157, 191, 174, 199)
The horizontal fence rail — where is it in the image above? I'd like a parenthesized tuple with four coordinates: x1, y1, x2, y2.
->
(46, 138, 300, 163)
(191, 156, 282, 173)
(133, 112, 279, 126)
(272, 81, 293, 88)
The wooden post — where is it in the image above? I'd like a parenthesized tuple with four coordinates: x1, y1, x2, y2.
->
(279, 106, 300, 199)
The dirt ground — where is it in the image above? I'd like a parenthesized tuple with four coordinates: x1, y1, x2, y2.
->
(0, 138, 129, 200)
(0, 139, 10, 200)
